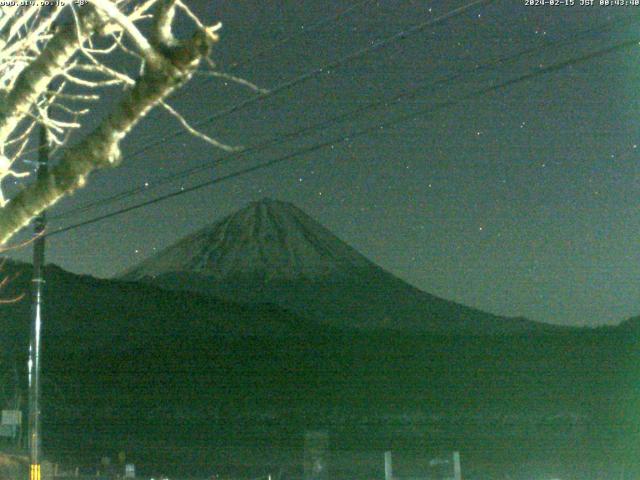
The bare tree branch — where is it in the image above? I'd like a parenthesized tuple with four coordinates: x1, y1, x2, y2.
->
(0, 6, 105, 146)
(160, 100, 241, 152)
(87, 0, 161, 66)
(0, 1, 218, 244)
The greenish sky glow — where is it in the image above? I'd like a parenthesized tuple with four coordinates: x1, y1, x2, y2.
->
(9, 1, 640, 327)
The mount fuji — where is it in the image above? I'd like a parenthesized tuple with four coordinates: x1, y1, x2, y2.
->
(120, 198, 561, 334)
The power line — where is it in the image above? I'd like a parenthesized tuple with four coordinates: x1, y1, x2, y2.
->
(122, 0, 495, 162)
(159, 0, 376, 107)
(51, 0, 494, 220)
(223, 0, 376, 72)
(46, 36, 640, 238)
(124, 0, 378, 150)
(50, 13, 640, 222)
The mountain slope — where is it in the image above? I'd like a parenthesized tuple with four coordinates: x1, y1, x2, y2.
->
(0, 260, 324, 357)
(120, 198, 563, 334)
(0, 262, 635, 477)
(121, 197, 375, 282)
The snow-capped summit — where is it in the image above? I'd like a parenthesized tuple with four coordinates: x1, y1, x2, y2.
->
(121, 198, 560, 334)
(121, 198, 373, 283)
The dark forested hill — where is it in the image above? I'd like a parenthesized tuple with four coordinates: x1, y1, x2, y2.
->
(0, 259, 638, 479)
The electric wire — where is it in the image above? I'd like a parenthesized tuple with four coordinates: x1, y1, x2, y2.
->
(122, 0, 495, 162)
(49, 12, 640, 222)
(50, 0, 495, 220)
(222, 0, 377, 72)
(45, 36, 640, 238)
(153, 0, 377, 110)
(125, 0, 379, 150)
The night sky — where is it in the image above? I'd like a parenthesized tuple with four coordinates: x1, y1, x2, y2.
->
(8, 0, 640, 327)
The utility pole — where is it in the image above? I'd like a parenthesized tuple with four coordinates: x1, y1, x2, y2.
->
(384, 451, 393, 480)
(452, 451, 461, 480)
(28, 121, 49, 480)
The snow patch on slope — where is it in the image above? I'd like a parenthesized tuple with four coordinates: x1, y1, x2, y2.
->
(121, 198, 374, 282)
